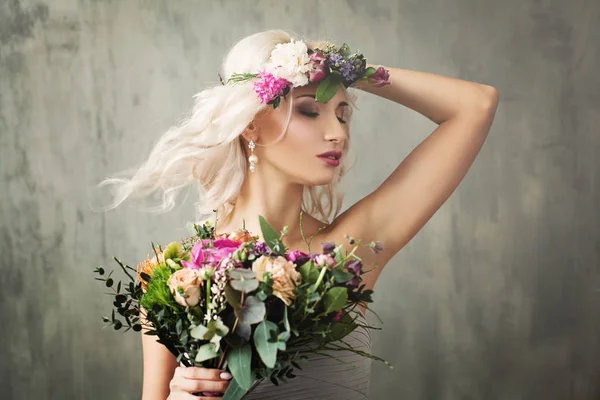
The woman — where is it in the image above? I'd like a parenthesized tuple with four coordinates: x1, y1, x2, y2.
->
(100, 29, 498, 399)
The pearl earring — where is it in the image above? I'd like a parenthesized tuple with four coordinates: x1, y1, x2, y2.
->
(248, 139, 258, 172)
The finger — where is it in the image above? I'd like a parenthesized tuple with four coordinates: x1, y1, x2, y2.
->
(179, 367, 227, 381)
(176, 379, 230, 393)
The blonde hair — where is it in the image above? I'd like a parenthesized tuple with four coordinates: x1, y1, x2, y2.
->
(95, 29, 358, 225)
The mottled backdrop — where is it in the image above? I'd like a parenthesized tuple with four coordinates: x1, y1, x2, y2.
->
(1, 0, 599, 399)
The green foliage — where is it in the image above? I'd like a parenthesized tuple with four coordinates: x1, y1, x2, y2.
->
(258, 215, 286, 255)
(227, 344, 253, 390)
(139, 264, 178, 311)
(254, 320, 279, 368)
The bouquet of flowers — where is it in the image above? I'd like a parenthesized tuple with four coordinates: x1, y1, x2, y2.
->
(94, 214, 392, 399)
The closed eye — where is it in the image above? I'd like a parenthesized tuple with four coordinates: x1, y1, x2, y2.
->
(299, 111, 347, 124)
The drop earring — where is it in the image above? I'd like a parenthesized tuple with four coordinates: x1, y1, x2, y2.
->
(248, 139, 258, 172)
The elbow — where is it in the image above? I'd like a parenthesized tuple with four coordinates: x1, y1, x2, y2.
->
(480, 85, 499, 110)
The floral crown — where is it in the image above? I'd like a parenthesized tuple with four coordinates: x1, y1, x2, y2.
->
(219, 40, 390, 108)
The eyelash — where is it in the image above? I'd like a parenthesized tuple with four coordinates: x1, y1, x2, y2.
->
(300, 111, 347, 125)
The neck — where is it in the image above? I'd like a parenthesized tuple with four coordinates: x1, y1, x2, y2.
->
(218, 166, 306, 243)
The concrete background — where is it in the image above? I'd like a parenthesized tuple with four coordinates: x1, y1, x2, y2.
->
(1, 0, 599, 399)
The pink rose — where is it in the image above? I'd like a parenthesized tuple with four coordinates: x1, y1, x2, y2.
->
(369, 66, 391, 87)
(314, 254, 336, 269)
(167, 268, 203, 307)
(308, 52, 328, 83)
(181, 239, 242, 270)
(286, 249, 308, 263)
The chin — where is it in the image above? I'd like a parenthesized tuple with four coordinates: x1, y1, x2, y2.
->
(301, 172, 336, 186)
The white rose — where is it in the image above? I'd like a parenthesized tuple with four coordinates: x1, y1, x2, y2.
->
(264, 40, 312, 87)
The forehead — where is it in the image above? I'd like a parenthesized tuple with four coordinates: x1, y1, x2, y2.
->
(291, 82, 348, 105)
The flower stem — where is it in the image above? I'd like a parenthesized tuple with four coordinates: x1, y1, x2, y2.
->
(206, 280, 212, 319)
(313, 266, 328, 292)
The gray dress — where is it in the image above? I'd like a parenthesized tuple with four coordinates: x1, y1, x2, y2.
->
(244, 310, 373, 399)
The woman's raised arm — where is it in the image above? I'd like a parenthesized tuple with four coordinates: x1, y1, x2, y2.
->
(330, 65, 499, 283)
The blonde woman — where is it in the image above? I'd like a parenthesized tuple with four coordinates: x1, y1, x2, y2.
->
(99, 29, 498, 400)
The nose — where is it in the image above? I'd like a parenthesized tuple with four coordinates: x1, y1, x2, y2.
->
(323, 115, 347, 144)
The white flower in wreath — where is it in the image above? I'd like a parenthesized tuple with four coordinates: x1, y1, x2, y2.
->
(264, 40, 313, 87)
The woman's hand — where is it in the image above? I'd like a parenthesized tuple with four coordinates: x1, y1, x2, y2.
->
(167, 366, 232, 399)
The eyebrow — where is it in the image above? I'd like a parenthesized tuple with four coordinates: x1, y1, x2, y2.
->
(295, 94, 349, 107)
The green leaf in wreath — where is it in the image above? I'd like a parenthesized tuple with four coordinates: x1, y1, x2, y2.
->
(195, 342, 218, 363)
(315, 72, 343, 103)
(324, 286, 348, 314)
(253, 320, 279, 368)
(362, 66, 377, 78)
(227, 344, 253, 390)
(234, 295, 265, 325)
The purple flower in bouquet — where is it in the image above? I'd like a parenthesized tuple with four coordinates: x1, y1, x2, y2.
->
(344, 259, 363, 288)
(253, 241, 271, 256)
(320, 241, 335, 254)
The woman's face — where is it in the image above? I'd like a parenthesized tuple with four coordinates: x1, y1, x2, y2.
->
(250, 82, 352, 186)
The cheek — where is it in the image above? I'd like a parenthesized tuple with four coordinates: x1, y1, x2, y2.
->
(281, 119, 320, 154)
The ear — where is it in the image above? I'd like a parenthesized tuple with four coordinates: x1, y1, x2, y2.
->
(241, 121, 259, 143)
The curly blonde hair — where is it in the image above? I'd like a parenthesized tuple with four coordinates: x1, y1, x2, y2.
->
(95, 29, 358, 225)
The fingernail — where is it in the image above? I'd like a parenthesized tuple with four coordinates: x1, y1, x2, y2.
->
(220, 371, 233, 380)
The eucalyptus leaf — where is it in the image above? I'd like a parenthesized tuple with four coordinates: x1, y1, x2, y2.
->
(253, 320, 279, 368)
(190, 324, 209, 340)
(235, 321, 252, 341)
(195, 343, 218, 363)
(324, 287, 348, 314)
(225, 283, 242, 308)
(221, 377, 247, 400)
(229, 268, 256, 280)
(230, 279, 259, 293)
(235, 295, 265, 325)
(227, 344, 253, 390)
(278, 331, 290, 342)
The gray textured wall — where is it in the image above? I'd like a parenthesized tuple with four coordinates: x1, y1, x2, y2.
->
(1, 0, 599, 399)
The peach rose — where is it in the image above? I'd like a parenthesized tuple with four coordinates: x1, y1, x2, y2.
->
(167, 268, 203, 307)
(136, 250, 164, 292)
(252, 255, 301, 306)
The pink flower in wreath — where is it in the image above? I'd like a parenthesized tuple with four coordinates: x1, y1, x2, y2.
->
(253, 71, 290, 103)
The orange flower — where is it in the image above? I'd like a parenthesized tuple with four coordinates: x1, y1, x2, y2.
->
(136, 250, 164, 292)
(216, 229, 256, 243)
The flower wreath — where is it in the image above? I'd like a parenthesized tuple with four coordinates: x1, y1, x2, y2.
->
(219, 40, 391, 108)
